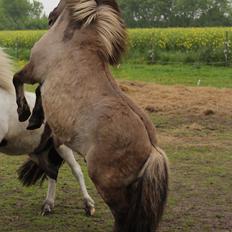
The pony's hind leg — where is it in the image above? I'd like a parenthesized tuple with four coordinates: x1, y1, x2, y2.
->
(86, 149, 130, 230)
(85, 146, 168, 232)
(41, 177, 56, 216)
(27, 84, 45, 130)
(13, 63, 36, 122)
(56, 145, 95, 216)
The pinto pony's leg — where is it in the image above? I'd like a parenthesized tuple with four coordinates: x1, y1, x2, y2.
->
(27, 84, 45, 130)
(13, 63, 36, 122)
(41, 177, 57, 216)
(57, 145, 95, 216)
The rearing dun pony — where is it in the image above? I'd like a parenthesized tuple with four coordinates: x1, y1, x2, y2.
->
(13, 0, 169, 231)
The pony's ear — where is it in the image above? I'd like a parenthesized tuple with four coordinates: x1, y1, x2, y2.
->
(95, 0, 120, 13)
(48, 0, 66, 27)
(48, 7, 58, 27)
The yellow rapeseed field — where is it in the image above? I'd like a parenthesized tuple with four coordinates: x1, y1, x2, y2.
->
(0, 28, 231, 64)
(0, 28, 231, 51)
(128, 28, 232, 51)
(0, 30, 45, 48)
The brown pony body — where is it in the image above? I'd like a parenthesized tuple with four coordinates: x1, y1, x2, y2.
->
(13, 0, 169, 231)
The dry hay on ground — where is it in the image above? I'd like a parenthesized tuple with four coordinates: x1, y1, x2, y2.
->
(119, 81, 232, 118)
(119, 81, 232, 149)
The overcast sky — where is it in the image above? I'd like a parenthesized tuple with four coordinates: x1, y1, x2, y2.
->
(38, 0, 60, 15)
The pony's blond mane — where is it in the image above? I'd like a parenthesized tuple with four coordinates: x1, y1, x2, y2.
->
(0, 48, 14, 94)
(66, 0, 127, 65)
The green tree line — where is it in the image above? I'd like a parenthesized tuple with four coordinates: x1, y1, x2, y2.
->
(1, 0, 232, 29)
(0, 0, 47, 30)
(118, 0, 232, 27)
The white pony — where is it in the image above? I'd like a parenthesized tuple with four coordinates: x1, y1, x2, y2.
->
(0, 48, 95, 216)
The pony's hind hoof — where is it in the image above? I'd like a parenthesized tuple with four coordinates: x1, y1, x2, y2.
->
(84, 197, 95, 216)
(17, 105, 31, 122)
(41, 200, 54, 216)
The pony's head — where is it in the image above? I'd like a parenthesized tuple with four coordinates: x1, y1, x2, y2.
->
(31, 0, 127, 71)
(66, 0, 127, 65)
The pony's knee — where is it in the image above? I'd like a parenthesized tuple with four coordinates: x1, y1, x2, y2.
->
(13, 63, 36, 85)
(57, 145, 74, 162)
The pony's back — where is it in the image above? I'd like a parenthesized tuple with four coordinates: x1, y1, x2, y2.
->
(0, 48, 14, 94)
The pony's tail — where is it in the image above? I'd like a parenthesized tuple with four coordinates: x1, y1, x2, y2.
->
(17, 160, 47, 187)
(127, 146, 169, 232)
(17, 147, 64, 186)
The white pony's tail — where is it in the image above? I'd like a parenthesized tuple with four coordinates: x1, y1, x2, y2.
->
(0, 48, 14, 94)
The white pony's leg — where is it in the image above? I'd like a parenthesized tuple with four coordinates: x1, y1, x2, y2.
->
(41, 177, 56, 216)
(57, 145, 95, 216)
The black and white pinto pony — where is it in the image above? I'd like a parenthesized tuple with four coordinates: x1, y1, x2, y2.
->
(0, 48, 95, 216)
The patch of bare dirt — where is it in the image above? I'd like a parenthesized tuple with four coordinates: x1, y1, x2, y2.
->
(119, 81, 232, 119)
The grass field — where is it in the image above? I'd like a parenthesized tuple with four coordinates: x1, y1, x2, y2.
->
(0, 76, 232, 231)
(14, 60, 232, 90)
(0, 105, 231, 232)
(1, 24, 232, 231)
(1, 51, 232, 231)
(113, 63, 232, 88)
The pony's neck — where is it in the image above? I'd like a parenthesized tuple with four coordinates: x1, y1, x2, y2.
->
(0, 79, 14, 95)
(0, 49, 14, 94)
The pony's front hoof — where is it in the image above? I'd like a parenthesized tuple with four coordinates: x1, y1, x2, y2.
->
(17, 105, 31, 122)
(27, 117, 43, 130)
(84, 197, 95, 216)
(41, 200, 54, 216)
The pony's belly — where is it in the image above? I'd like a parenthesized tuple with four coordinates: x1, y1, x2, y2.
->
(0, 147, 26, 156)
(0, 140, 39, 156)
(3, 122, 43, 156)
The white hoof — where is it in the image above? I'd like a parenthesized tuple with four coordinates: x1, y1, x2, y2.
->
(84, 197, 95, 216)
